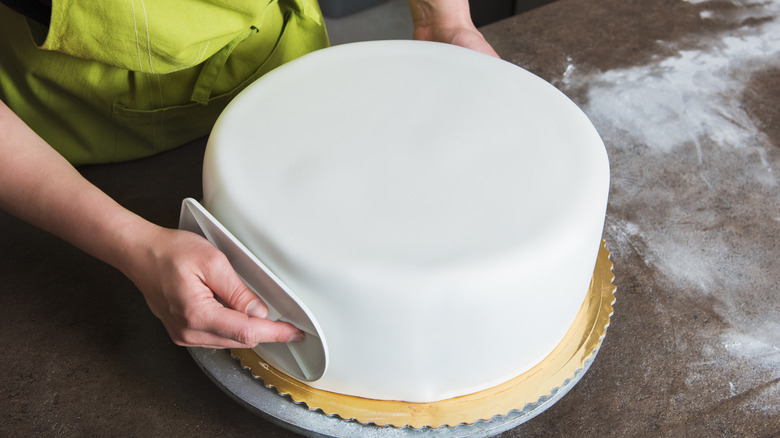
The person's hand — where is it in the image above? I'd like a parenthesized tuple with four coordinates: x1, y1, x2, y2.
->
(0, 99, 301, 349)
(408, 0, 499, 58)
(414, 25, 499, 58)
(125, 226, 304, 348)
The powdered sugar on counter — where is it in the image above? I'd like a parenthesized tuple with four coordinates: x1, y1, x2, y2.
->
(556, 0, 780, 416)
(564, 1, 780, 161)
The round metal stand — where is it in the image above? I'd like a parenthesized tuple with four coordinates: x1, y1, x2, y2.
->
(188, 347, 599, 438)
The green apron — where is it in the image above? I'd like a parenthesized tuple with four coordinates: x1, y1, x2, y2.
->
(0, 0, 329, 164)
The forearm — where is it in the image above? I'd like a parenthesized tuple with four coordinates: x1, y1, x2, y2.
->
(0, 99, 157, 275)
(1, 99, 303, 347)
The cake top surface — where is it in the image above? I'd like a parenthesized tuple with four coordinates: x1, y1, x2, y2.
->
(206, 40, 607, 275)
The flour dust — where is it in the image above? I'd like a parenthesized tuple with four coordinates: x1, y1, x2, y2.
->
(558, 0, 780, 414)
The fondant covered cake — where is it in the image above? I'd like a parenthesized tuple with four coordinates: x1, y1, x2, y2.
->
(203, 41, 609, 403)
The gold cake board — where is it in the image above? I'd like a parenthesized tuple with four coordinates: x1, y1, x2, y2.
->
(228, 240, 616, 430)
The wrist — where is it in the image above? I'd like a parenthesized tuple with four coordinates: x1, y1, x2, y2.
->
(408, 0, 474, 31)
(101, 209, 166, 281)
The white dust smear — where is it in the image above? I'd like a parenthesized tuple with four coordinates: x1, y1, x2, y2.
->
(561, 0, 780, 412)
(719, 327, 780, 413)
(571, 9, 779, 165)
(722, 326, 780, 369)
(562, 0, 780, 291)
(582, 0, 780, 292)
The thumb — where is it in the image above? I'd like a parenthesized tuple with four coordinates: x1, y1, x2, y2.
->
(206, 257, 270, 319)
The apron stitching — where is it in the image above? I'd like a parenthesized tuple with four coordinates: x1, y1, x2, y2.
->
(129, 0, 144, 73)
(198, 41, 210, 65)
(148, 74, 157, 147)
(156, 76, 165, 107)
(130, 0, 157, 149)
(139, 0, 155, 73)
(190, 42, 204, 66)
(139, 0, 163, 147)
(156, 75, 164, 148)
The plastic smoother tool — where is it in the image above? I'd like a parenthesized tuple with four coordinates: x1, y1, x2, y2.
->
(179, 198, 328, 382)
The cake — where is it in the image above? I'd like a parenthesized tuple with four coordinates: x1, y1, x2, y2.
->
(202, 41, 610, 403)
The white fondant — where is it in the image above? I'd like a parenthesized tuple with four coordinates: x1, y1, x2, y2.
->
(203, 41, 609, 402)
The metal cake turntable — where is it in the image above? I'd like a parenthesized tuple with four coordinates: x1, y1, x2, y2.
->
(187, 242, 616, 437)
(188, 345, 600, 437)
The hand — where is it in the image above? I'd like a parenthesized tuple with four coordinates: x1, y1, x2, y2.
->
(1, 99, 301, 350)
(414, 25, 499, 58)
(408, 0, 499, 58)
(126, 227, 304, 348)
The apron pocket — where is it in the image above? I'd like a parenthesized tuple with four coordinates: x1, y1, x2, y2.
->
(111, 4, 328, 162)
(112, 97, 232, 162)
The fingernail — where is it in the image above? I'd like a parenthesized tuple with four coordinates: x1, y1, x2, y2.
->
(289, 332, 305, 343)
(246, 300, 268, 319)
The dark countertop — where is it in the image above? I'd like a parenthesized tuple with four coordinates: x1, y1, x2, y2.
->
(2, 0, 779, 436)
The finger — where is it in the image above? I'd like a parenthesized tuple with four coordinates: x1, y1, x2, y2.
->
(203, 305, 305, 345)
(169, 329, 261, 349)
(203, 254, 270, 319)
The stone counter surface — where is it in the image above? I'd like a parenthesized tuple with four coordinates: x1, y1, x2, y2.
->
(481, 0, 780, 435)
(1, 0, 778, 436)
